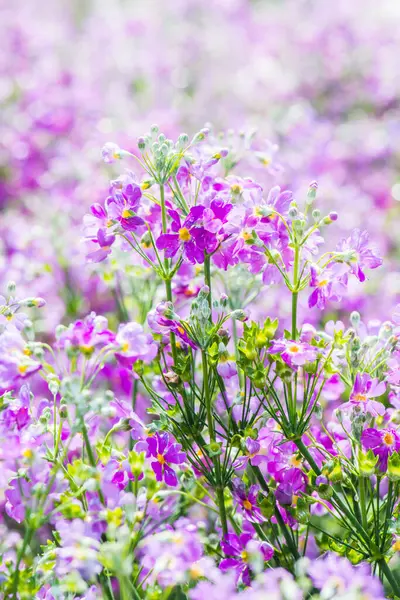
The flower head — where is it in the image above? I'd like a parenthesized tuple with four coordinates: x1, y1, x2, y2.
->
(144, 432, 186, 486)
(361, 427, 400, 471)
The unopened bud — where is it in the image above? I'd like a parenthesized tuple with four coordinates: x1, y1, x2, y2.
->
(7, 281, 16, 294)
(306, 181, 318, 204)
(164, 370, 180, 385)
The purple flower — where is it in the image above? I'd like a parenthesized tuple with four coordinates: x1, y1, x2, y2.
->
(220, 533, 273, 585)
(348, 373, 386, 416)
(336, 228, 382, 282)
(144, 432, 186, 486)
(86, 228, 116, 263)
(5, 477, 31, 523)
(268, 339, 318, 369)
(115, 322, 158, 367)
(233, 436, 270, 470)
(156, 206, 215, 264)
(0, 330, 42, 390)
(2, 384, 31, 430)
(275, 468, 307, 506)
(101, 142, 124, 163)
(217, 356, 237, 379)
(361, 427, 400, 471)
(149, 302, 197, 350)
(308, 554, 385, 599)
(308, 263, 348, 309)
(57, 312, 115, 356)
(232, 479, 264, 523)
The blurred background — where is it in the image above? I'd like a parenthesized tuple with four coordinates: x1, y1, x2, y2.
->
(1, 0, 400, 333)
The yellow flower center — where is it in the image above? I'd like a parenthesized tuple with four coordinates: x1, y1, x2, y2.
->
(157, 453, 165, 464)
(121, 342, 130, 352)
(240, 550, 249, 563)
(290, 455, 302, 468)
(23, 347, 32, 356)
(317, 279, 329, 288)
(18, 365, 28, 375)
(79, 344, 94, 357)
(253, 206, 263, 217)
(177, 326, 185, 335)
(189, 565, 204, 579)
(353, 393, 367, 403)
(243, 499, 252, 511)
(122, 208, 131, 219)
(241, 230, 252, 241)
(179, 227, 191, 242)
(383, 432, 395, 447)
(231, 184, 242, 194)
(23, 448, 33, 459)
(393, 539, 400, 552)
(288, 344, 300, 353)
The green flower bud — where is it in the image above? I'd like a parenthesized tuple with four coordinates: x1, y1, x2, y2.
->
(387, 452, 400, 481)
(359, 449, 379, 477)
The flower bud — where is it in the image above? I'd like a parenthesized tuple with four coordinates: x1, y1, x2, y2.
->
(312, 209, 321, 220)
(306, 181, 318, 204)
(164, 370, 180, 385)
(231, 309, 248, 322)
(137, 136, 146, 150)
(350, 311, 361, 327)
(7, 281, 16, 294)
(388, 452, 400, 481)
(21, 297, 46, 308)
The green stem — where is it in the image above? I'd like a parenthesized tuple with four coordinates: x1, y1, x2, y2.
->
(359, 476, 368, 531)
(165, 278, 177, 364)
(11, 526, 34, 599)
(378, 559, 400, 598)
(81, 420, 105, 505)
(291, 245, 300, 339)
(202, 349, 228, 536)
(204, 253, 212, 316)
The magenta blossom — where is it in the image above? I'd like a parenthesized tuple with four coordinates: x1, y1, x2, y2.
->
(2, 384, 31, 430)
(220, 533, 273, 585)
(268, 338, 318, 369)
(57, 313, 115, 356)
(348, 373, 386, 416)
(115, 322, 158, 368)
(232, 479, 264, 523)
(143, 432, 186, 486)
(156, 206, 216, 264)
(361, 427, 400, 471)
(86, 228, 116, 263)
(275, 467, 307, 506)
(336, 228, 382, 282)
(308, 263, 348, 309)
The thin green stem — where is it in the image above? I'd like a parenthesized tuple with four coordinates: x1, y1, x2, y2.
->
(204, 253, 212, 316)
(81, 420, 105, 505)
(291, 245, 300, 339)
(378, 559, 400, 598)
(202, 349, 228, 536)
(359, 476, 368, 531)
(11, 526, 34, 599)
